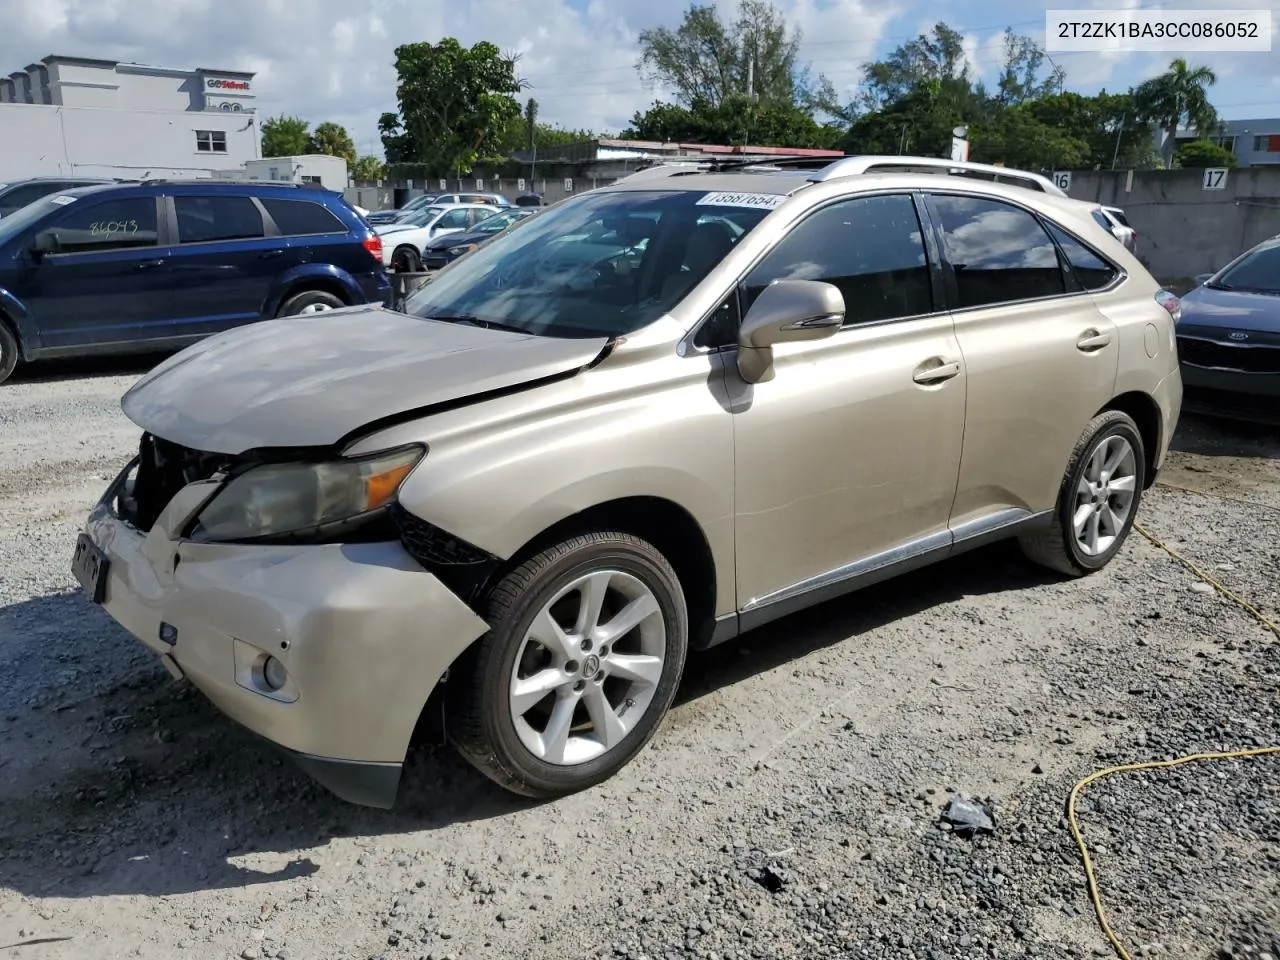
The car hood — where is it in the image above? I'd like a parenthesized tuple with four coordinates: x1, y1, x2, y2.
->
(120, 305, 609, 455)
(1179, 285, 1280, 334)
(374, 222, 419, 236)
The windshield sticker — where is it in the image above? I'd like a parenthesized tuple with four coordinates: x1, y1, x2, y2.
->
(696, 191, 785, 210)
(49, 195, 78, 205)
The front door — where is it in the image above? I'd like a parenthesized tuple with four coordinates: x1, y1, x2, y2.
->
(166, 194, 287, 336)
(923, 192, 1121, 527)
(726, 192, 967, 616)
(20, 194, 174, 350)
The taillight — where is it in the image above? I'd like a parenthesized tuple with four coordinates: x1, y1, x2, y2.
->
(362, 232, 383, 262)
(1154, 288, 1181, 324)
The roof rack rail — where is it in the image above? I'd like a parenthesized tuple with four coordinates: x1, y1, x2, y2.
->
(807, 155, 1067, 197)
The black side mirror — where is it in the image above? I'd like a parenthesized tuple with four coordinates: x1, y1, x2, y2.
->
(32, 230, 60, 257)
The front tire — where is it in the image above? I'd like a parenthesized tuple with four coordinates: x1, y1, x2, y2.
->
(1019, 410, 1146, 577)
(450, 532, 688, 798)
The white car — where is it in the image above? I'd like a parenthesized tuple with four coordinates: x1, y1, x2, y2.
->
(1090, 204, 1138, 255)
(374, 204, 499, 271)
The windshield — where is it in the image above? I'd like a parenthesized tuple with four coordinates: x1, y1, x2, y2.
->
(401, 195, 436, 212)
(1214, 243, 1280, 295)
(0, 194, 65, 244)
(400, 206, 446, 227)
(402, 189, 774, 338)
(476, 210, 528, 233)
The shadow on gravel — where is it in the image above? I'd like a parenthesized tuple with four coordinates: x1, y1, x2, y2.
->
(679, 538, 1058, 704)
(0, 540, 1055, 901)
(5, 352, 172, 385)
(1172, 412, 1280, 460)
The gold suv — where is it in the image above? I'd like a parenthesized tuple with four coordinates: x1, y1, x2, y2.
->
(73, 159, 1184, 807)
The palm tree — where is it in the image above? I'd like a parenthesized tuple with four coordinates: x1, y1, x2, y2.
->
(1133, 58, 1219, 167)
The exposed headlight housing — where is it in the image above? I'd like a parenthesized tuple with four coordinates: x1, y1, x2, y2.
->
(187, 445, 424, 543)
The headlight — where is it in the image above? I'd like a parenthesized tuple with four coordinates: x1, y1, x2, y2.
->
(448, 243, 478, 258)
(187, 446, 424, 543)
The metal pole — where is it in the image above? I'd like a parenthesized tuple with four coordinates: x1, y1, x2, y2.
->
(1111, 112, 1125, 170)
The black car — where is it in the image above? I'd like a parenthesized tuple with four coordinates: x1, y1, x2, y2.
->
(420, 208, 537, 269)
(0, 176, 131, 218)
(1176, 235, 1280, 424)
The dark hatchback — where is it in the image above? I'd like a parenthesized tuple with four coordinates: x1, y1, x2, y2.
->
(0, 180, 390, 384)
(1176, 235, 1280, 424)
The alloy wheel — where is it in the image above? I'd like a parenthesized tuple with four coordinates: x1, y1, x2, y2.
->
(508, 569, 666, 766)
(1073, 434, 1138, 557)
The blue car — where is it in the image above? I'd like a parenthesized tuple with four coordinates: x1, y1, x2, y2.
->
(0, 180, 391, 383)
(1177, 234, 1280, 425)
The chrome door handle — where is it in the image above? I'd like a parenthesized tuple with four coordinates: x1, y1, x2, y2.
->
(913, 359, 961, 384)
(259, 248, 285, 259)
(1077, 329, 1112, 352)
(134, 259, 165, 271)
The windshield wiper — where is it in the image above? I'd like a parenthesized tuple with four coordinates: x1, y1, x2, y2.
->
(428, 314, 530, 334)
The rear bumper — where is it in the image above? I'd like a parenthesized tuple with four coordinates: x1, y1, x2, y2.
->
(361, 270, 393, 307)
(1151, 367, 1183, 474)
(78, 463, 489, 806)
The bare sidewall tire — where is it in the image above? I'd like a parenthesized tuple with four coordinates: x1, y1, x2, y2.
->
(1019, 410, 1147, 577)
(450, 532, 689, 799)
(278, 289, 345, 317)
(0, 322, 17, 385)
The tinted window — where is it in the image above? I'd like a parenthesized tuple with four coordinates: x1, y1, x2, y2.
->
(1105, 208, 1131, 228)
(1045, 223, 1118, 290)
(0, 182, 59, 217)
(175, 196, 265, 244)
(261, 198, 344, 236)
(931, 195, 1064, 307)
(50, 197, 159, 252)
(1091, 210, 1112, 231)
(437, 209, 472, 230)
(744, 194, 933, 326)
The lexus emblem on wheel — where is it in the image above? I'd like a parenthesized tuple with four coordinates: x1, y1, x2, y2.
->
(1228, 331, 1249, 341)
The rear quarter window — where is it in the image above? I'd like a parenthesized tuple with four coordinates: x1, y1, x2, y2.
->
(1045, 222, 1120, 291)
(261, 198, 346, 236)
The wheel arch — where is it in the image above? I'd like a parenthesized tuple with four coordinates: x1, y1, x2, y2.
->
(264, 265, 360, 317)
(0, 289, 38, 360)
(1098, 391, 1162, 489)
(411, 494, 720, 748)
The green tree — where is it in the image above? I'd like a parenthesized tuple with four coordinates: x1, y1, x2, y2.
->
(1020, 91, 1160, 169)
(1174, 139, 1237, 168)
(308, 121, 357, 167)
(381, 38, 526, 176)
(1132, 57, 1219, 166)
(995, 28, 1067, 105)
(858, 23, 973, 112)
(637, 0, 812, 108)
(351, 155, 387, 182)
(261, 115, 311, 157)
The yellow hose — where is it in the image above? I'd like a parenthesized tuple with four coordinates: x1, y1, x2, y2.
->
(1067, 517, 1280, 959)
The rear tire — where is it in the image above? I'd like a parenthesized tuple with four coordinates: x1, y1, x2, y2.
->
(391, 246, 421, 273)
(449, 531, 688, 798)
(278, 289, 345, 317)
(0, 322, 18, 385)
(1019, 410, 1146, 577)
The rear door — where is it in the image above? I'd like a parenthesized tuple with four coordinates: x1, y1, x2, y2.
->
(19, 193, 175, 349)
(165, 193, 283, 334)
(924, 191, 1121, 528)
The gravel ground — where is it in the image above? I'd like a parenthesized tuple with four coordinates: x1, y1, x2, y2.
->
(1, 357, 1279, 960)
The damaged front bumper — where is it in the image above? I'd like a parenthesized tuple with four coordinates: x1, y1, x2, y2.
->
(73, 458, 489, 808)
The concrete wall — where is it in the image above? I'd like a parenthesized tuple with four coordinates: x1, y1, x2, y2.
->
(0, 101, 259, 181)
(1062, 167, 1280, 282)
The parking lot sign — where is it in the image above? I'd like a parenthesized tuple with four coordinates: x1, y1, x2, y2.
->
(1202, 167, 1228, 190)
(475, 178, 485, 190)
(564, 178, 573, 192)
(438, 179, 447, 191)
(1051, 171, 1071, 191)
(517, 178, 526, 192)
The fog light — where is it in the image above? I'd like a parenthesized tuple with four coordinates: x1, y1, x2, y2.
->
(262, 655, 287, 691)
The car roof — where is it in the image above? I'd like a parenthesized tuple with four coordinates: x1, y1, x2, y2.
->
(22, 180, 349, 203)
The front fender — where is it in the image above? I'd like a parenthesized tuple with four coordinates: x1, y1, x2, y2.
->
(261, 263, 365, 317)
(0, 287, 39, 358)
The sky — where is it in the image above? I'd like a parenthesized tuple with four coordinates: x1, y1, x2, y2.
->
(4, 0, 1279, 159)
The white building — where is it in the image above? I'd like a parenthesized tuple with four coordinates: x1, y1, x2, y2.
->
(0, 55, 259, 181)
(244, 154, 349, 191)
